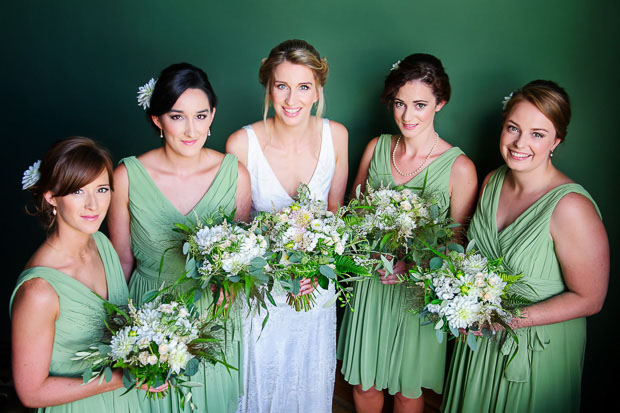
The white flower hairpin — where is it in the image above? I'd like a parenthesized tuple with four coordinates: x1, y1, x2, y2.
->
(137, 78, 157, 110)
(391, 60, 401, 71)
(502, 92, 514, 110)
(22, 160, 41, 190)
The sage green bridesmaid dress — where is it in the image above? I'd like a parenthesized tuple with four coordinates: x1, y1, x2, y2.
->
(122, 154, 243, 413)
(442, 165, 601, 413)
(9, 232, 141, 412)
(337, 134, 465, 398)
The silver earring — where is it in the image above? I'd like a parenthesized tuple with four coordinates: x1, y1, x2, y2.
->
(160, 128, 163, 138)
(208, 128, 211, 137)
(53, 207, 56, 216)
(550, 150, 555, 158)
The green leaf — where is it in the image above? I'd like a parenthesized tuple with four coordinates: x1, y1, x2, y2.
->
(122, 370, 135, 389)
(434, 318, 444, 330)
(185, 257, 196, 274)
(317, 274, 329, 289)
(435, 329, 444, 343)
(193, 289, 203, 303)
(104, 366, 113, 382)
(182, 242, 190, 255)
(466, 239, 476, 253)
(449, 324, 460, 338)
(430, 204, 439, 220)
(466, 331, 478, 351)
(448, 242, 464, 254)
(250, 257, 268, 269)
(319, 265, 336, 280)
(179, 381, 203, 388)
(429, 257, 444, 271)
(322, 290, 341, 308)
(141, 289, 160, 305)
(355, 184, 361, 199)
(82, 368, 93, 384)
(184, 358, 200, 377)
(98, 344, 111, 355)
(380, 255, 393, 274)
(265, 290, 276, 307)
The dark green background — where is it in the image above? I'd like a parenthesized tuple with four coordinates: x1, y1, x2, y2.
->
(2, 1, 618, 410)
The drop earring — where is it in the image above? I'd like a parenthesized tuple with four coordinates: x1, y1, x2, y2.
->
(208, 128, 211, 137)
(53, 207, 57, 216)
(160, 128, 163, 138)
(550, 150, 555, 158)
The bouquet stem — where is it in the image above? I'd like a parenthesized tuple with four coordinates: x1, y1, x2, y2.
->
(286, 292, 317, 311)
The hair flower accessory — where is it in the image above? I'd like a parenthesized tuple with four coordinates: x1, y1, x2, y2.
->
(137, 78, 157, 110)
(22, 160, 41, 190)
(391, 60, 401, 72)
(502, 92, 514, 110)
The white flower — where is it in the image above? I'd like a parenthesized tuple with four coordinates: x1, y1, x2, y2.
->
(445, 296, 480, 330)
(158, 304, 174, 314)
(400, 200, 412, 211)
(391, 60, 401, 71)
(110, 327, 137, 362)
(147, 354, 158, 365)
(138, 351, 150, 365)
(137, 78, 157, 110)
(21, 160, 41, 190)
(502, 92, 514, 110)
(178, 307, 189, 318)
(168, 343, 192, 374)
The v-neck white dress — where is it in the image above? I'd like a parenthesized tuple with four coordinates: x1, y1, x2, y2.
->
(237, 118, 337, 413)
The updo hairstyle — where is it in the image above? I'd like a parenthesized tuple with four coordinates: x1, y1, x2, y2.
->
(502, 80, 571, 142)
(258, 39, 329, 121)
(26, 137, 114, 230)
(147, 62, 218, 132)
(381, 53, 451, 107)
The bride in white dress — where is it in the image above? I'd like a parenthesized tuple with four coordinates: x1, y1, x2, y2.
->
(226, 39, 348, 413)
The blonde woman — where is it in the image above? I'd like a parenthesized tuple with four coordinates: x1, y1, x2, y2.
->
(226, 39, 348, 413)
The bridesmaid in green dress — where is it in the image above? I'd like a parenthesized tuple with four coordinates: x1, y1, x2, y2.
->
(442, 80, 609, 412)
(337, 54, 478, 413)
(10, 137, 144, 412)
(108, 63, 251, 413)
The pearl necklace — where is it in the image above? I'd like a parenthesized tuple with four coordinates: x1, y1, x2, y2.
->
(392, 133, 439, 177)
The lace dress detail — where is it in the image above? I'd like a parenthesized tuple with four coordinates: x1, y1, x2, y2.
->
(237, 118, 337, 413)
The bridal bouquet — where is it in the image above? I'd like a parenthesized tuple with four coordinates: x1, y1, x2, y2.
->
(176, 213, 273, 317)
(73, 293, 229, 410)
(406, 240, 529, 350)
(254, 185, 375, 311)
(343, 182, 455, 267)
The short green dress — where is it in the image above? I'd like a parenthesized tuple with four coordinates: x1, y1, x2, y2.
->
(337, 134, 465, 398)
(122, 154, 243, 413)
(9, 232, 141, 412)
(442, 165, 601, 413)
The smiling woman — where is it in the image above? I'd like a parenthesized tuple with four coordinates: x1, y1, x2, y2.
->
(107, 62, 252, 413)
(226, 39, 349, 413)
(10, 137, 142, 412)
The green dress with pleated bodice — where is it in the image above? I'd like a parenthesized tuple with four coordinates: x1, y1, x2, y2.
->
(442, 165, 600, 413)
(9, 232, 141, 412)
(122, 154, 243, 413)
(337, 134, 465, 397)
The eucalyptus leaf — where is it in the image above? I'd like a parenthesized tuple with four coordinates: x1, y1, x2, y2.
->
(466, 239, 476, 253)
(82, 368, 93, 384)
(429, 257, 444, 271)
(122, 370, 135, 389)
(435, 329, 444, 343)
(185, 358, 199, 377)
(319, 264, 336, 280)
(179, 381, 203, 388)
(449, 324, 460, 338)
(467, 331, 478, 351)
(448, 243, 464, 254)
(182, 242, 190, 255)
(322, 290, 341, 308)
(434, 318, 444, 330)
(104, 366, 113, 382)
(355, 184, 361, 199)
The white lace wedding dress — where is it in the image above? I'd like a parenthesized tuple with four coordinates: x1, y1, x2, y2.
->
(236, 118, 337, 413)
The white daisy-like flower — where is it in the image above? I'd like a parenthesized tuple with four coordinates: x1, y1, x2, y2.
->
(110, 326, 137, 362)
(445, 296, 480, 330)
(391, 59, 401, 71)
(168, 343, 192, 374)
(21, 160, 41, 190)
(502, 92, 514, 110)
(137, 78, 157, 110)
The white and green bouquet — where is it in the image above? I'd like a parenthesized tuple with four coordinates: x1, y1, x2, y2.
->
(343, 181, 455, 268)
(73, 292, 229, 410)
(176, 213, 274, 318)
(254, 185, 375, 311)
(406, 241, 529, 351)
